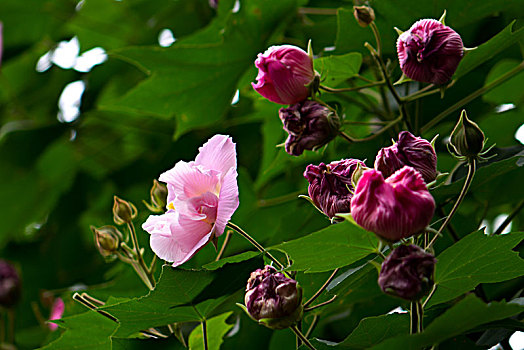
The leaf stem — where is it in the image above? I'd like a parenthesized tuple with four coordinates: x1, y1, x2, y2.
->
(215, 230, 232, 261)
(304, 268, 339, 308)
(304, 295, 337, 311)
(290, 325, 317, 350)
(339, 116, 402, 144)
(305, 314, 319, 338)
(127, 222, 156, 290)
(421, 284, 437, 309)
(410, 301, 423, 334)
(202, 319, 208, 350)
(319, 80, 385, 93)
(492, 200, 524, 236)
(257, 190, 304, 208)
(426, 159, 476, 250)
(226, 222, 285, 270)
(370, 22, 382, 57)
(421, 61, 524, 134)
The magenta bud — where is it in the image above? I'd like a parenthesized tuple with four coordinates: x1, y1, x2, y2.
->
(280, 101, 340, 156)
(397, 19, 464, 85)
(0, 260, 21, 308)
(244, 266, 303, 330)
(304, 158, 366, 218)
(375, 131, 437, 183)
(350, 166, 435, 241)
(252, 45, 315, 105)
(378, 245, 436, 301)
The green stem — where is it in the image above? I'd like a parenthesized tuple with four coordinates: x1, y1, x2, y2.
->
(226, 222, 285, 270)
(370, 22, 382, 57)
(290, 325, 317, 350)
(304, 295, 337, 311)
(202, 319, 208, 350)
(421, 284, 437, 309)
(305, 314, 319, 338)
(339, 116, 402, 144)
(319, 80, 385, 93)
(410, 301, 423, 334)
(304, 269, 339, 308)
(298, 7, 337, 15)
(257, 190, 304, 208)
(421, 61, 524, 134)
(426, 159, 476, 250)
(215, 230, 232, 261)
(492, 200, 524, 236)
(127, 222, 156, 290)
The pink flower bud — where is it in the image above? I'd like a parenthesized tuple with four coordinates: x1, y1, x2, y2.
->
(252, 45, 315, 105)
(0, 260, 21, 308)
(397, 19, 464, 85)
(279, 101, 340, 156)
(304, 159, 366, 218)
(378, 245, 436, 301)
(375, 131, 437, 183)
(244, 266, 303, 329)
(48, 297, 65, 331)
(350, 166, 435, 241)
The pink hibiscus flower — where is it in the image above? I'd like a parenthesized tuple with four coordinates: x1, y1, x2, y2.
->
(142, 135, 239, 266)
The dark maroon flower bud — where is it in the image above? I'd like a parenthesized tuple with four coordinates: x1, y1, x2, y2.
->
(375, 131, 437, 183)
(0, 260, 21, 308)
(304, 158, 366, 218)
(279, 101, 340, 156)
(378, 245, 436, 301)
(397, 19, 464, 85)
(353, 6, 375, 27)
(449, 110, 486, 159)
(244, 265, 303, 329)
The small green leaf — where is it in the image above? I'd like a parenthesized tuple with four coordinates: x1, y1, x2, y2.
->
(271, 221, 378, 273)
(188, 312, 234, 350)
(427, 230, 524, 307)
(314, 52, 362, 87)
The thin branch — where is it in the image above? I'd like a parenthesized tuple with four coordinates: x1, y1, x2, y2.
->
(290, 325, 317, 350)
(492, 200, 524, 236)
(304, 268, 339, 308)
(215, 230, 232, 261)
(304, 295, 337, 311)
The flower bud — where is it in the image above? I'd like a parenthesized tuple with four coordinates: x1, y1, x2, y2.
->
(280, 101, 340, 156)
(397, 19, 464, 85)
(91, 225, 123, 258)
(353, 6, 375, 27)
(449, 110, 485, 158)
(304, 158, 366, 218)
(0, 260, 21, 308)
(48, 297, 65, 331)
(151, 179, 168, 209)
(244, 265, 303, 329)
(252, 45, 315, 105)
(378, 245, 436, 301)
(350, 166, 435, 241)
(113, 196, 137, 225)
(375, 131, 437, 183)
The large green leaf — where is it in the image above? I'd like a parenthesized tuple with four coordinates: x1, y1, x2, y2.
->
(103, 257, 261, 337)
(188, 312, 234, 350)
(454, 21, 524, 79)
(314, 53, 363, 87)
(272, 221, 378, 273)
(482, 59, 524, 105)
(103, 0, 298, 138)
(370, 295, 524, 350)
(427, 231, 524, 307)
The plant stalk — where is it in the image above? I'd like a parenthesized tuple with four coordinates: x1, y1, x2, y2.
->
(290, 325, 317, 350)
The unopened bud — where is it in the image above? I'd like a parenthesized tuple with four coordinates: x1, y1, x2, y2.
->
(244, 266, 303, 329)
(113, 196, 137, 225)
(0, 260, 21, 308)
(353, 6, 375, 27)
(150, 180, 167, 209)
(92, 225, 123, 258)
(351, 162, 371, 189)
(449, 110, 485, 158)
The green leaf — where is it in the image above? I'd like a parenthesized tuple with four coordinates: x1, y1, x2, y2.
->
(188, 312, 234, 350)
(427, 231, 524, 307)
(482, 59, 524, 105)
(103, 0, 298, 138)
(103, 257, 261, 337)
(202, 251, 261, 270)
(370, 295, 524, 350)
(272, 221, 378, 273)
(454, 21, 524, 79)
(41, 311, 118, 350)
(314, 53, 362, 87)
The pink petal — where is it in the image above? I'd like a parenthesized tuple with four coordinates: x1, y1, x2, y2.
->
(48, 298, 65, 331)
(159, 161, 220, 201)
(194, 135, 237, 177)
(213, 168, 240, 237)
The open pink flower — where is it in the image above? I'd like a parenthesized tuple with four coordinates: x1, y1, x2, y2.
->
(252, 45, 315, 105)
(142, 135, 239, 266)
(350, 166, 435, 241)
(48, 297, 65, 331)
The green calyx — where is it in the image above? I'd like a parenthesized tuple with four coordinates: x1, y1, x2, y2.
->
(449, 110, 486, 159)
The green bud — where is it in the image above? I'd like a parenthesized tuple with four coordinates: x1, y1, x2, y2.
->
(353, 5, 375, 27)
(91, 225, 123, 258)
(150, 180, 167, 209)
(112, 196, 137, 225)
(351, 162, 371, 189)
(449, 110, 485, 158)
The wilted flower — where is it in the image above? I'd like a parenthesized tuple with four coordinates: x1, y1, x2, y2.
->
(142, 135, 239, 267)
(304, 159, 366, 218)
(353, 6, 375, 27)
(252, 45, 315, 105)
(375, 131, 437, 183)
(244, 265, 303, 329)
(350, 166, 435, 241)
(378, 245, 437, 300)
(0, 260, 21, 308)
(397, 19, 464, 85)
(279, 101, 340, 156)
(449, 110, 486, 159)
(48, 297, 65, 331)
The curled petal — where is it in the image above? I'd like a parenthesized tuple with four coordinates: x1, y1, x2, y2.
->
(213, 168, 239, 237)
(195, 135, 237, 177)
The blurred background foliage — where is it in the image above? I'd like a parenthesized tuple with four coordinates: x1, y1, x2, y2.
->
(0, 0, 523, 348)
